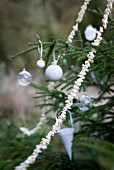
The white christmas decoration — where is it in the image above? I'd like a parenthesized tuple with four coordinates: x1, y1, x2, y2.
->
(19, 82, 55, 136)
(58, 128, 74, 160)
(15, 0, 113, 169)
(80, 94, 92, 105)
(19, 113, 46, 136)
(17, 68, 32, 86)
(45, 60, 63, 81)
(36, 35, 45, 68)
(37, 59, 45, 68)
(84, 25, 97, 41)
(68, 0, 92, 43)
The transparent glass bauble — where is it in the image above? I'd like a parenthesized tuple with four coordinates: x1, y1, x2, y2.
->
(17, 68, 32, 86)
(77, 103, 89, 112)
(77, 94, 93, 112)
(80, 94, 92, 105)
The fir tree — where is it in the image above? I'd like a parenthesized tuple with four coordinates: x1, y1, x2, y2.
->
(0, 1, 114, 170)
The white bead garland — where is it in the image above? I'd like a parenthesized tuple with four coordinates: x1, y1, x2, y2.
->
(68, 0, 92, 43)
(19, 113, 46, 136)
(15, 0, 113, 169)
(19, 82, 55, 137)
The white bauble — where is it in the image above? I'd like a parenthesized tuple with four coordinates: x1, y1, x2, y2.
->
(17, 68, 32, 86)
(37, 59, 45, 68)
(84, 25, 97, 41)
(45, 61, 63, 81)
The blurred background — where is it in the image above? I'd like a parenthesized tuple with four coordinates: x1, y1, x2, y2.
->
(0, 0, 112, 122)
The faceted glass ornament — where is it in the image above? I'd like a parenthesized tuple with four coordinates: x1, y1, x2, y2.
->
(17, 68, 32, 86)
(77, 103, 89, 112)
(80, 94, 92, 105)
(77, 94, 93, 112)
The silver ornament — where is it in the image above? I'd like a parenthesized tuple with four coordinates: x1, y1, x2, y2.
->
(17, 68, 32, 86)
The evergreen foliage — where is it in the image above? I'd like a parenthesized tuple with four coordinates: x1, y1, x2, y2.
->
(0, 8, 114, 170)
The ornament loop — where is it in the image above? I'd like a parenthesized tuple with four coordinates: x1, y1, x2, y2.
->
(53, 50, 56, 62)
(36, 34, 43, 59)
(36, 35, 45, 68)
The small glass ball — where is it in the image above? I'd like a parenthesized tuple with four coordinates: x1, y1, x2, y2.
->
(45, 61, 63, 81)
(77, 103, 89, 112)
(84, 25, 97, 41)
(17, 68, 32, 86)
(77, 94, 93, 112)
(80, 94, 92, 105)
(37, 59, 45, 68)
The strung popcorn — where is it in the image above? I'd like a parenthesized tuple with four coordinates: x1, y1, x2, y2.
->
(15, 0, 113, 169)
(77, 94, 93, 111)
(84, 25, 97, 41)
(17, 68, 32, 86)
(68, 0, 92, 43)
(19, 113, 46, 136)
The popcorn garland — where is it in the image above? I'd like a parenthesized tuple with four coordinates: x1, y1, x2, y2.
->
(15, 0, 113, 169)
(19, 82, 55, 136)
(19, 113, 46, 136)
(68, 0, 92, 43)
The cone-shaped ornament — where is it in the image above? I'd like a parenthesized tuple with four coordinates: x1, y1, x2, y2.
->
(58, 128, 74, 160)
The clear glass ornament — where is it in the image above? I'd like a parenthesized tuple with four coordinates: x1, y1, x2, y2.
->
(17, 68, 32, 86)
(76, 103, 90, 112)
(80, 94, 92, 105)
(77, 94, 93, 112)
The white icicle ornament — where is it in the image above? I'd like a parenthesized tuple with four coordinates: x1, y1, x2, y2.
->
(84, 25, 97, 41)
(17, 68, 32, 86)
(45, 60, 63, 81)
(58, 128, 74, 160)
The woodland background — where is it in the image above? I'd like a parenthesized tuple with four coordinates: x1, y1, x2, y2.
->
(0, 0, 109, 121)
(0, 1, 114, 170)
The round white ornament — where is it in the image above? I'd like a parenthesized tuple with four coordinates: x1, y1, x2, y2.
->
(45, 61, 63, 81)
(37, 59, 45, 68)
(84, 25, 97, 41)
(17, 68, 32, 86)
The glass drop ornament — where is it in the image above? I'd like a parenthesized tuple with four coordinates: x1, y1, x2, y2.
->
(45, 60, 63, 81)
(17, 68, 32, 86)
